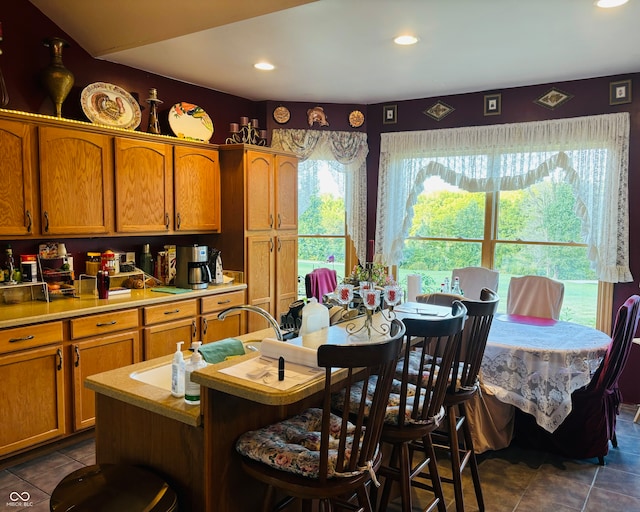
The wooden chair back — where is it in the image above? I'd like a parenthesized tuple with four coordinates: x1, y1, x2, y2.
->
(316, 319, 405, 484)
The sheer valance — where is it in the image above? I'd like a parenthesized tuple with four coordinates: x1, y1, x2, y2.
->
(375, 113, 631, 283)
(272, 129, 369, 263)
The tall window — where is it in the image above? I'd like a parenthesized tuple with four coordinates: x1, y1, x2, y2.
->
(271, 129, 369, 292)
(376, 114, 631, 329)
(298, 159, 348, 286)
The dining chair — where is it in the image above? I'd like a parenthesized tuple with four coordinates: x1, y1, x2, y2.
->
(374, 301, 468, 512)
(506, 275, 564, 320)
(305, 267, 338, 302)
(415, 289, 499, 512)
(451, 267, 499, 300)
(235, 319, 405, 512)
(515, 294, 640, 464)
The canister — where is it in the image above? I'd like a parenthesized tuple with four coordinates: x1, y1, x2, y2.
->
(20, 254, 38, 283)
(86, 252, 101, 276)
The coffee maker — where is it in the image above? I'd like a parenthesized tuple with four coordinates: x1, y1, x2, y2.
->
(175, 245, 212, 289)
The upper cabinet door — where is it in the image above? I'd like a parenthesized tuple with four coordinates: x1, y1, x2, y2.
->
(0, 119, 38, 236)
(39, 127, 114, 235)
(246, 150, 274, 231)
(174, 146, 220, 232)
(275, 154, 298, 231)
(114, 137, 173, 233)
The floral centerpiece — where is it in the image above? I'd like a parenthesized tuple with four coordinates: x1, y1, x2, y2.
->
(344, 263, 394, 287)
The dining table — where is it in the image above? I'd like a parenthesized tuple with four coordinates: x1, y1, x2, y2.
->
(480, 314, 612, 433)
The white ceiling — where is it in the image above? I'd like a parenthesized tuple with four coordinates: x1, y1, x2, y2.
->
(30, 0, 640, 104)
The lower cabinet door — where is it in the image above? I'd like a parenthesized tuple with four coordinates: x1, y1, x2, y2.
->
(0, 345, 65, 456)
(72, 331, 141, 431)
(143, 318, 197, 360)
(201, 310, 244, 343)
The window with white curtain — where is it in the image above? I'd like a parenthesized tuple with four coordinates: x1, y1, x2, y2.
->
(376, 113, 631, 327)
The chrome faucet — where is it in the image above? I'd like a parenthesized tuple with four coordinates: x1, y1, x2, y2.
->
(217, 304, 285, 341)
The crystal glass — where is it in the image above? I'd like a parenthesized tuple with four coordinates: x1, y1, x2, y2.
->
(359, 281, 375, 292)
(362, 288, 381, 311)
(384, 284, 402, 309)
(335, 283, 354, 306)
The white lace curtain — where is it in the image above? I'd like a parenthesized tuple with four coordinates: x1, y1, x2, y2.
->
(271, 129, 369, 263)
(376, 113, 631, 283)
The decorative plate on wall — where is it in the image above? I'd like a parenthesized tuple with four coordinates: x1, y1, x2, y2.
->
(273, 106, 291, 124)
(349, 110, 365, 128)
(168, 102, 214, 142)
(81, 82, 141, 129)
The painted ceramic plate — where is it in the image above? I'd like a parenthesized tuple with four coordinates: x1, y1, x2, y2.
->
(168, 102, 214, 142)
(273, 106, 291, 124)
(349, 110, 365, 128)
(81, 82, 141, 129)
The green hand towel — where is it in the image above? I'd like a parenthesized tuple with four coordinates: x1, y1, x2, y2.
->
(198, 338, 245, 364)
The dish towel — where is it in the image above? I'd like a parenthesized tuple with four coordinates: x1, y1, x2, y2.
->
(198, 338, 245, 364)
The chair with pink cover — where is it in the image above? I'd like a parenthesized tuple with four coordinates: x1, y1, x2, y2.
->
(304, 267, 338, 302)
(515, 294, 640, 464)
(451, 266, 499, 300)
(506, 275, 565, 320)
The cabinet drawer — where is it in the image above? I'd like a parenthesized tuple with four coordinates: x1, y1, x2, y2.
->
(143, 299, 198, 325)
(70, 309, 139, 339)
(201, 291, 246, 314)
(0, 321, 63, 354)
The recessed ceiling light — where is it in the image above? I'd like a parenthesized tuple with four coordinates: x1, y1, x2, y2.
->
(595, 0, 628, 7)
(254, 62, 275, 71)
(394, 35, 418, 46)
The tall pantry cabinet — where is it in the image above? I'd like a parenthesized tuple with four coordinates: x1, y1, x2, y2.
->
(218, 145, 298, 332)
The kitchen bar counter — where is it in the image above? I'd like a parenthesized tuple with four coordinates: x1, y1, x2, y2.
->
(0, 282, 246, 329)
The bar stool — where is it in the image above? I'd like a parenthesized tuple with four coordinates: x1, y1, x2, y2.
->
(50, 464, 178, 511)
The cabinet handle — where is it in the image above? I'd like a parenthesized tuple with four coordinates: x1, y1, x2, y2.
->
(165, 212, 170, 229)
(96, 320, 117, 327)
(278, 213, 282, 228)
(269, 214, 274, 228)
(57, 348, 63, 371)
(202, 318, 208, 336)
(192, 320, 197, 338)
(26, 210, 32, 233)
(74, 345, 80, 367)
(43, 211, 50, 232)
(164, 309, 180, 315)
(278, 239, 282, 252)
(9, 334, 35, 343)
(217, 299, 231, 305)
(176, 212, 181, 230)
(269, 238, 274, 252)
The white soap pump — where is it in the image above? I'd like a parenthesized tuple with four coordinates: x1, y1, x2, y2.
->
(184, 342, 207, 405)
(171, 341, 185, 398)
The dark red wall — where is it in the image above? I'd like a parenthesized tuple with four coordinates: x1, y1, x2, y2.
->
(2, 0, 639, 313)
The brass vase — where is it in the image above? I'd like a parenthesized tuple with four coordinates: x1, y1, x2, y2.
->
(41, 37, 74, 118)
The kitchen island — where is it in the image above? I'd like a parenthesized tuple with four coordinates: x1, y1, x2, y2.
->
(86, 319, 396, 512)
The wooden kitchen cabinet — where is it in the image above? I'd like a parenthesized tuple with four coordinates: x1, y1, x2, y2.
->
(143, 299, 198, 359)
(219, 146, 298, 332)
(174, 145, 220, 232)
(38, 126, 114, 235)
(0, 119, 38, 237)
(200, 289, 246, 343)
(69, 309, 141, 430)
(114, 137, 173, 233)
(0, 320, 65, 456)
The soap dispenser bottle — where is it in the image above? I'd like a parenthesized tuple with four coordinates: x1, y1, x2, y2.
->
(184, 341, 207, 405)
(171, 341, 185, 398)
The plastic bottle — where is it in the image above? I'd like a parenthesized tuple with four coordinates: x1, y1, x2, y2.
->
(171, 341, 185, 398)
(443, 277, 450, 294)
(184, 342, 207, 405)
(140, 244, 154, 276)
(299, 297, 330, 336)
(451, 276, 463, 296)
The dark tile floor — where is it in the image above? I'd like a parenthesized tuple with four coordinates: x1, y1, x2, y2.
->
(0, 405, 637, 511)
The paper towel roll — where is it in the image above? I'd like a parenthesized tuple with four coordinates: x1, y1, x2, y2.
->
(260, 338, 319, 369)
(407, 274, 422, 302)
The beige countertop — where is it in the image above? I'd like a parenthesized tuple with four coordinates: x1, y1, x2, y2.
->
(0, 282, 246, 329)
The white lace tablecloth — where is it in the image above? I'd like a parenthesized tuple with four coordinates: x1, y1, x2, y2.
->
(481, 315, 611, 432)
